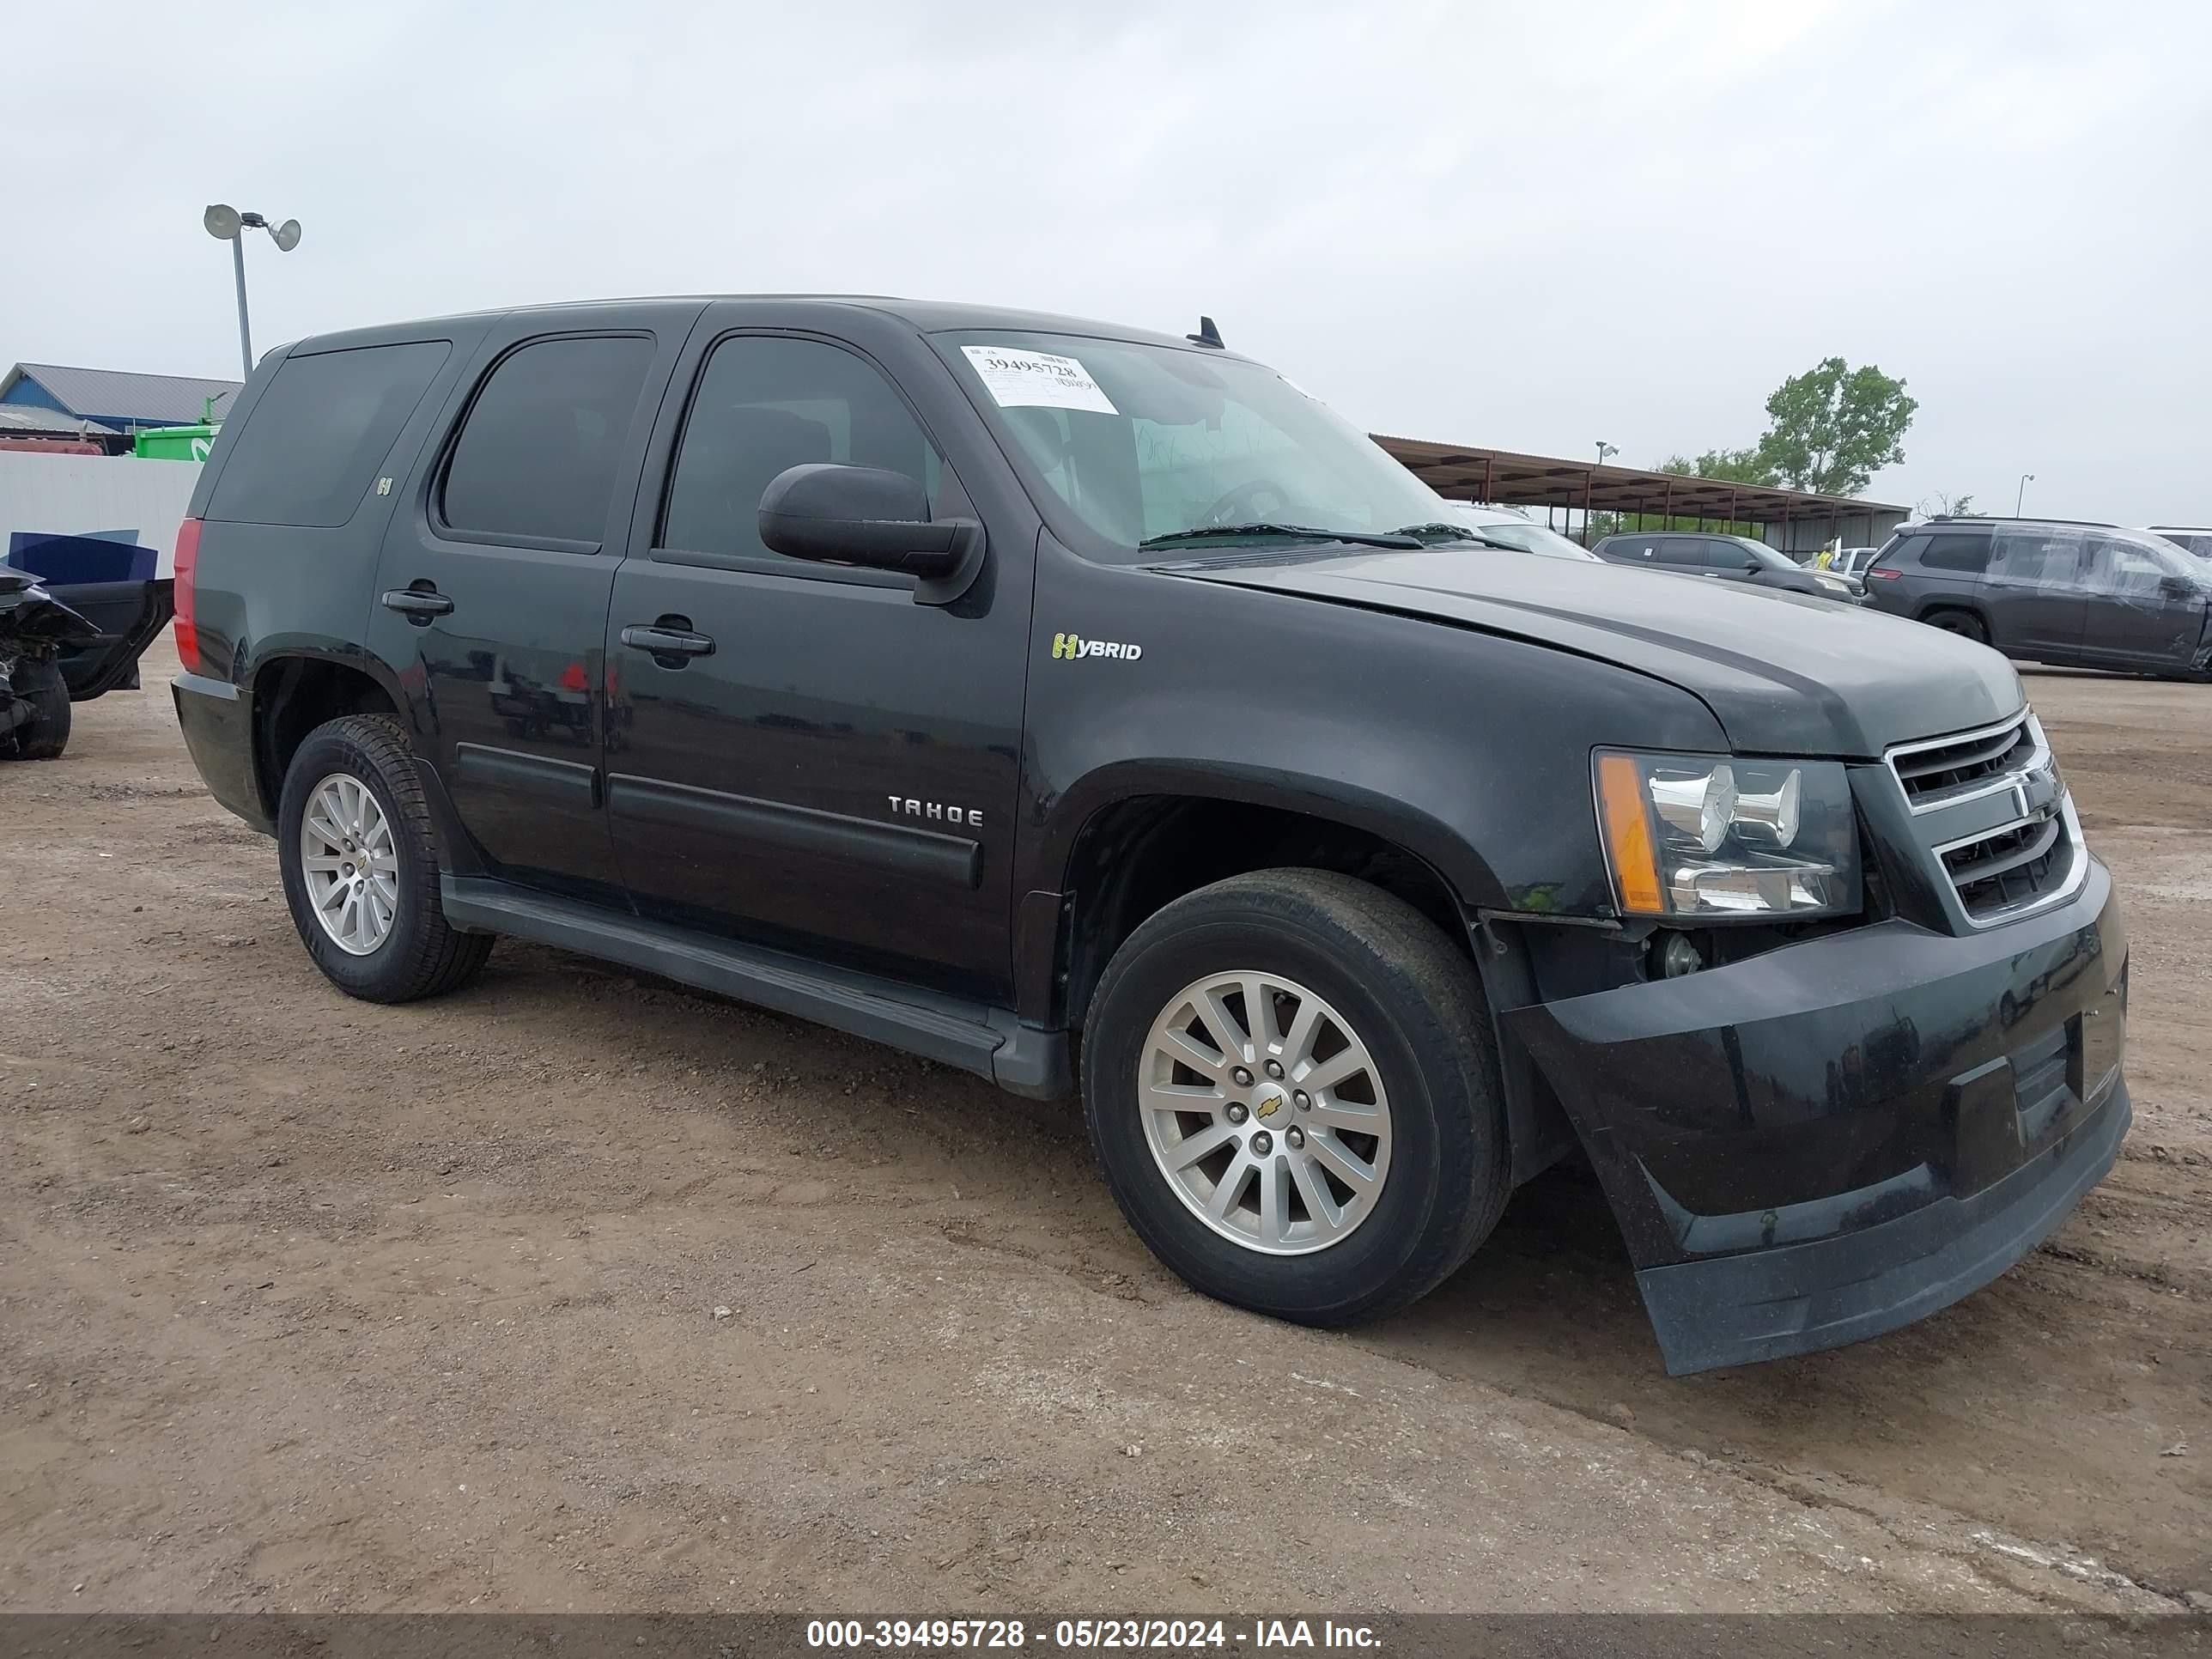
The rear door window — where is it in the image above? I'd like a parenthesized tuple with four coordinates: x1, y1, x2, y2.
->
(1919, 532, 1990, 573)
(440, 335, 654, 549)
(1656, 538, 1711, 567)
(1991, 532, 2086, 588)
(205, 341, 450, 527)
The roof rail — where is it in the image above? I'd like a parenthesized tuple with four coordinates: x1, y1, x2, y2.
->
(1923, 514, 2118, 528)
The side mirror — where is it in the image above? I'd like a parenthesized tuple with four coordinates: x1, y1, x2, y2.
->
(2158, 574, 2195, 601)
(758, 464, 981, 580)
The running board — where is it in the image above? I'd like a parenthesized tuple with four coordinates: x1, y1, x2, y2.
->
(439, 877, 1073, 1098)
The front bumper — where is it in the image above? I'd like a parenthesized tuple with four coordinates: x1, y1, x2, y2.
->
(1507, 857, 2128, 1374)
(1635, 1079, 2125, 1373)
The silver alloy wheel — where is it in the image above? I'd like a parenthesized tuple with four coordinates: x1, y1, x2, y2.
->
(300, 772, 399, 957)
(1139, 970, 1393, 1255)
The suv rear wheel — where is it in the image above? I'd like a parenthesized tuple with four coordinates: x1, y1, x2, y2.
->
(1081, 869, 1510, 1326)
(276, 714, 492, 1002)
(1923, 607, 1989, 645)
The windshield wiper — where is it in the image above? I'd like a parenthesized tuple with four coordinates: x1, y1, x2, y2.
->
(1387, 521, 1528, 552)
(1139, 522, 1426, 551)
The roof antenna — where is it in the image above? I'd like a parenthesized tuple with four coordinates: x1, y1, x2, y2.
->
(1186, 315, 1224, 349)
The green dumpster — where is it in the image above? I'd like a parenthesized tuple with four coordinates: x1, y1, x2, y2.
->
(131, 396, 223, 461)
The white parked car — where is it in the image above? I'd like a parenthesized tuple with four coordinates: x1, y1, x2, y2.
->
(1443, 504, 1602, 561)
(2147, 526, 2212, 559)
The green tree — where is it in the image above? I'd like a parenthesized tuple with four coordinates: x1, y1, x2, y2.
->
(1659, 447, 1778, 488)
(1753, 358, 1917, 496)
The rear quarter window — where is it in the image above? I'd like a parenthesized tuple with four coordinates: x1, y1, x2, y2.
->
(204, 341, 451, 527)
(1595, 538, 1662, 562)
(1919, 532, 1990, 574)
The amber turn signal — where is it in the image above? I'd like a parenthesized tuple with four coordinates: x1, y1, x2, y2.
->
(1595, 752, 1664, 915)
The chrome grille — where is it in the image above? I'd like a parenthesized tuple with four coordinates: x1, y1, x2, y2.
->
(1940, 813, 2070, 920)
(1891, 719, 2037, 808)
(1887, 711, 2085, 929)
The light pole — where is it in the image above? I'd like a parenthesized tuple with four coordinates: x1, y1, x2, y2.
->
(204, 205, 302, 380)
(1591, 442, 1618, 544)
(2015, 473, 2035, 515)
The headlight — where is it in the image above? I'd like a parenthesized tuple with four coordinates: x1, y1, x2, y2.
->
(1593, 751, 1861, 920)
(1814, 573, 1854, 595)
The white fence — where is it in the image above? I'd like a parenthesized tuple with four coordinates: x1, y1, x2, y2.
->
(0, 451, 203, 580)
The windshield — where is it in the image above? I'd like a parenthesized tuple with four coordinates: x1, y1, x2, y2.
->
(1452, 514, 1600, 561)
(938, 331, 1449, 553)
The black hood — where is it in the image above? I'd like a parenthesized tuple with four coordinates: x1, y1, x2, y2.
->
(1162, 549, 2022, 758)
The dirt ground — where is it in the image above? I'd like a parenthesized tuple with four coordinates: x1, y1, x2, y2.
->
(3, 640, 2207, 1616)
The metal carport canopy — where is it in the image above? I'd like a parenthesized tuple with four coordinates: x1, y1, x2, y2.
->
(1371, 434, 1904, 527)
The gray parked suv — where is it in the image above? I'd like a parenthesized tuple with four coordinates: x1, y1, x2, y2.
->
(1589, 531, 1859, 599)
(1863, 518, 2212, 678)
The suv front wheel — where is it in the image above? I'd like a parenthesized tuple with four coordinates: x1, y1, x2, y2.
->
(276, 714, 493, 1002)
(1081, 869, 1510, 1327)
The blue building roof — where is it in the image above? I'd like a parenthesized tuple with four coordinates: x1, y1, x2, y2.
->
(1, 362, 242, 430)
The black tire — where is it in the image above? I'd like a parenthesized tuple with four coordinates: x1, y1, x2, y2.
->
(1924, 608, 1990, 646)
(1081, 869, 1510, 1327)
(276, 714, 492, 1003)
(7, 658, 71, 760)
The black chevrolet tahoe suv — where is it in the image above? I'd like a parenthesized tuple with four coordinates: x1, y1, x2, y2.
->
(170, 297, 2130, 1374)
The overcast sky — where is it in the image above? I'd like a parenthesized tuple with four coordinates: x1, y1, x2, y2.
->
(8, 0, 2208, 524)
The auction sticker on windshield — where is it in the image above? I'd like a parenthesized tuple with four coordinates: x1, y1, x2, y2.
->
(960, 345, 1118, 414)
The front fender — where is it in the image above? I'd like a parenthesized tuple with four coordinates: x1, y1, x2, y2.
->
(1016, 545, 1732, 921)
(1034, 757, 1507, 916)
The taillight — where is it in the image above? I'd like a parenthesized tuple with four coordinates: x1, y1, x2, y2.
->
(1868, 567, 1902, 580)
(172, 518, 204, 672)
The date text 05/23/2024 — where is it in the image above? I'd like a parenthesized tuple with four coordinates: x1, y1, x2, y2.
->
(805, 1619, 1382, 1650)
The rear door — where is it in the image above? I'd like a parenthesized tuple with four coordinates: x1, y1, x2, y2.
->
(1663, 542, 1725, 579)
(45, 580, 170, 698)
(1984, 530, 2087, 659)
(367, 307, 698, 902)
(1593, 535, 1669, 567)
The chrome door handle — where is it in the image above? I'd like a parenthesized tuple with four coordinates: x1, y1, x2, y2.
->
(619, 624, 714, 657)
(381, 587, 453, 620)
